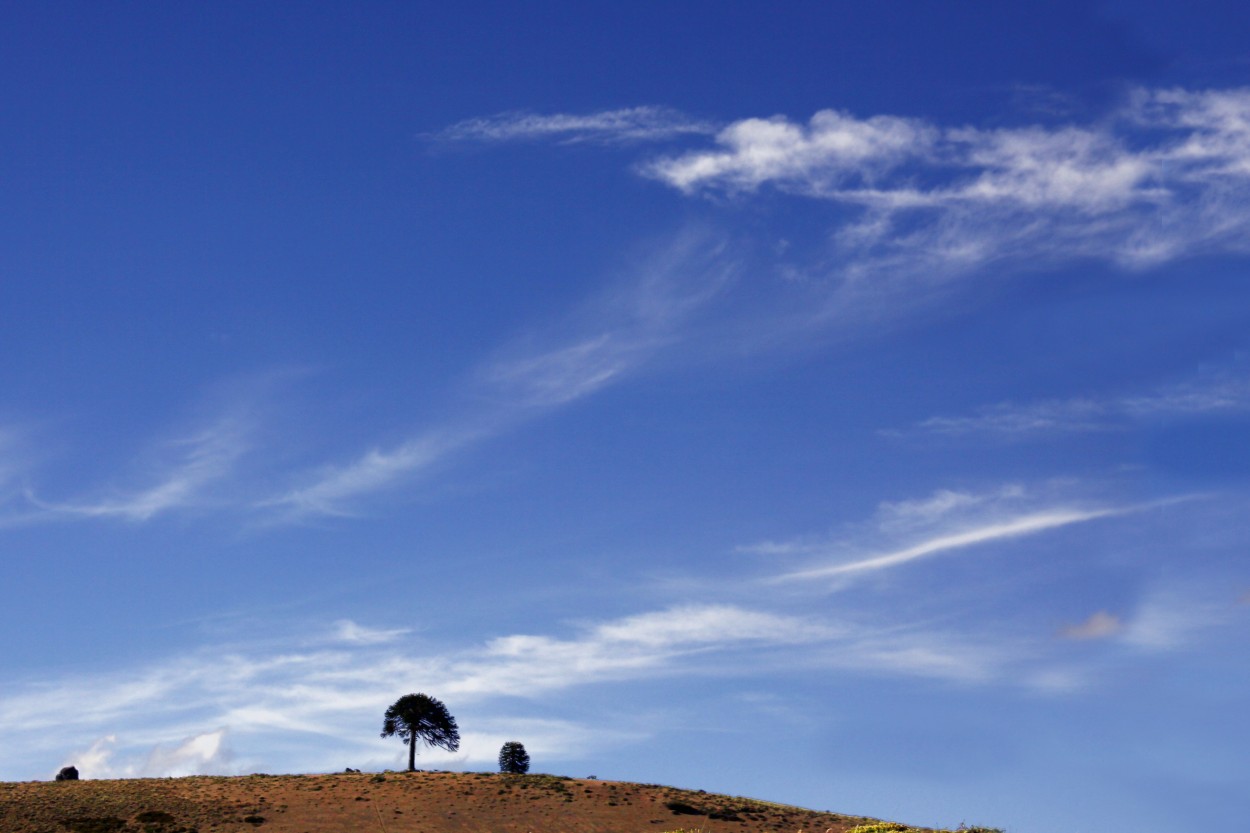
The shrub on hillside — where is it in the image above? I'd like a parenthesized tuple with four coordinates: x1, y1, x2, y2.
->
(498, 741, 531, 774)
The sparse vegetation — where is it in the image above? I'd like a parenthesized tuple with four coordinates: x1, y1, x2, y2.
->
(0, 771, 970, 833)
(845, 820, 1000, 825)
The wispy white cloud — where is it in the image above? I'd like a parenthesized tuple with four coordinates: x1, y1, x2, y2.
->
(1060, 611, 1124, 640)
(67, 729, 234, 779)
(903, 398, 1114, 438)
(1121, 587, 1235, 651)
(259, 426, 482, 519)
(746, 483, 1135, 586)
(737, 485, 1244, 688)
(1128, 87, 1250, 177)
(434, 106, 716, 144)
(0, 604, 831, 779)
(476, 228, 733, 406)
(591, 604, 829, 647)
(872, 485, 1025, 531)
(332, 619, 412, 646)
(143, 729, 233, 776)
(446, 604, 832, 698)
(741, 485, 1029, 558)
(824, 630, 1015, 684)
(772, 506, 1121, 583)
(434, 89, 1250, 374)
(7, 566, 1239, 779)
(25, 415, 252, 522)
(71, 735, 125, 779)
(646, 109, 935, 195)
(899, 366, 1250, 439)
(0, 601, 1039, 780)
(263, 231, 734, 519)
(481, 333, 649, 409)
(0, 369, 334, 530)
(0, 232, 732, 529)
(639, 86, 1250, 280)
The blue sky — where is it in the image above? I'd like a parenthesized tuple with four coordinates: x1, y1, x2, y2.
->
(2, 2, 1249, 831)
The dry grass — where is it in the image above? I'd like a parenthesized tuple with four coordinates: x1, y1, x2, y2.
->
(0, 770, 899, 833)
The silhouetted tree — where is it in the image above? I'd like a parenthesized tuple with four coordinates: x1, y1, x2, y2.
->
(498, 741, 530, 774)
(381, 693, 460, 771)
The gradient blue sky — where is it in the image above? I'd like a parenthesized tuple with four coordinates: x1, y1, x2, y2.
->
(3, 3, 1249, 831)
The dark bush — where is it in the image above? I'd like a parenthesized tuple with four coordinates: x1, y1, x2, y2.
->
(134, 811, 176, 824)
(60, 819, 125, 833)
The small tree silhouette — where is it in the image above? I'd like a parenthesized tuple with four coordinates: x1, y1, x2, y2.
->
(498, 741, 530, 774)
(381, 693, 460, 771)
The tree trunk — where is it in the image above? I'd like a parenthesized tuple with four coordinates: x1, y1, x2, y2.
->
(408, 734, 416, 771)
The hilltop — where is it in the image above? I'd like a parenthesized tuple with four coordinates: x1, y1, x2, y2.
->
(0, 770, 924, 833)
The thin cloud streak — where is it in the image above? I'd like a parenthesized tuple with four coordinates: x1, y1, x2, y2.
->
(434, 106, 716, 144)
(2, 371, 302, 528)
(481, 333, 653, 409)
(259, 426, 485, 519)
(331, 619, 412, 645)
(874, 485, 1025, 531)
(752, 484, 1196, 587)
(262, 231, 735, 520)
(24, 416, 252, 522)
(773, 507, 1122, 582)
(444, 604, 835, 698)
(900, 367, 1250, 439)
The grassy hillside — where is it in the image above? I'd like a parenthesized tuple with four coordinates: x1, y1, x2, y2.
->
(0, 770, 993, 833)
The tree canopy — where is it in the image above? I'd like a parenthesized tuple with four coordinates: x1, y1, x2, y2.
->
(498, 741, 530, 774)
(381, 693, 460, 771)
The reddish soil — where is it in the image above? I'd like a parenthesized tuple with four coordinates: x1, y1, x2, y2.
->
(0, 770, 889, 833)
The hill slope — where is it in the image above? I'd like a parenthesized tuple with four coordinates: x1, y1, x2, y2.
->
(0, 770, 901, 833)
